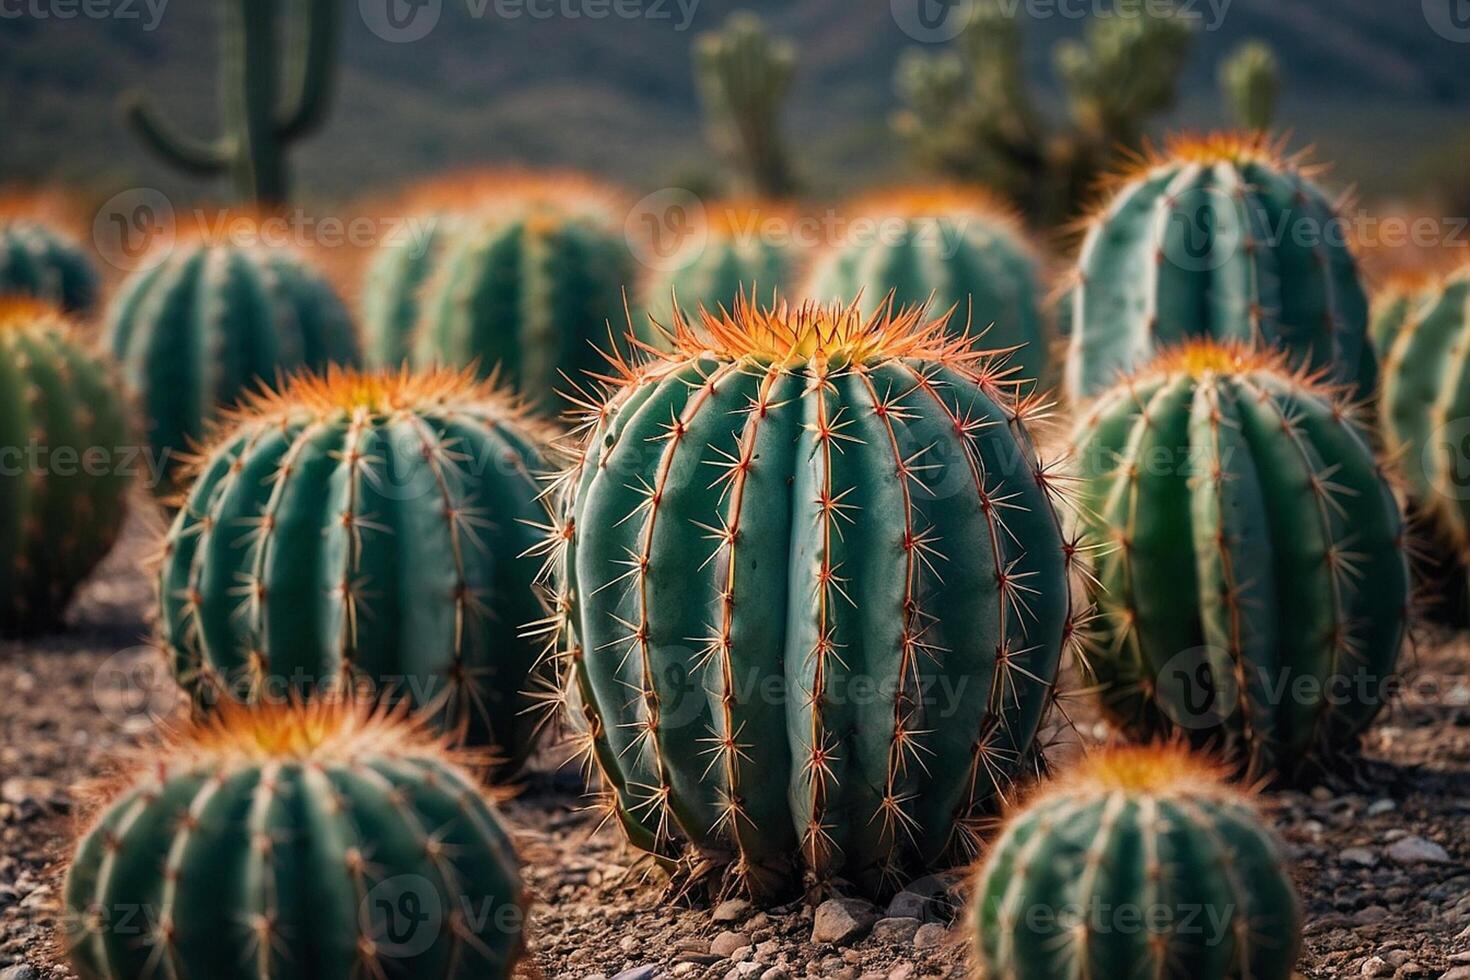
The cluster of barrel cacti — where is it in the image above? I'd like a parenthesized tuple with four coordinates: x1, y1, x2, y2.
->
(1, 121, 1443, 980)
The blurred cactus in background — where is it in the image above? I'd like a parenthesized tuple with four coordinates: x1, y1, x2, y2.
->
(1220, 41, 1280, 131)
(695, 12, 798, 198)
(0, 221, 98, 314)
(893, 1, 1192, 228)
(122, 0, 341, 205)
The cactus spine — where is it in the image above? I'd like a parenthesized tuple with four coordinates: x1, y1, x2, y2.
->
(1072, 342, 1408, 780)
(1381, 263, 1470, 548)
(158, 368, 555, 772)
(972, 745, 1302, 980)
(106, 241, 359, 474)
(0, 221, 98, 314)
(122, 0, 340, 205)
(0, 301, 131, 635)
(411, 184, 639, 410)
(64, 701, 525, 980)
(802, 188, 1049, 385)
(695, 13, 798, 198)
(1066, 134, 1375, 402)
(540, 297, 1075, 899)
(639, 201, 799, 330)
(1219, 42, 1279, 131)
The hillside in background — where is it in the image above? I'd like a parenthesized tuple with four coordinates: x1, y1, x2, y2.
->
(3, 0, 1468, 208)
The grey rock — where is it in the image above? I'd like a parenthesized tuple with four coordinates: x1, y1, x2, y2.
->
(714, 898, 753, 924)
(711, 930, 751, 958)
(886, 891, 929, 920)
(611, 970, 656, 980)
(811, 898, 878, 945)
(1387, 835, 1452, 865)
(913, 923, 948, 949)
(0, 967, 38, 980)
(870, 917, 922, 944)
(1340, 846, 1378, 867)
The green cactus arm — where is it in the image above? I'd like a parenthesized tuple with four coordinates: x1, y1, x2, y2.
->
(277, 0, 341, 139)
(121, 91, 232, 175)
(1220, 41, 1280, 131)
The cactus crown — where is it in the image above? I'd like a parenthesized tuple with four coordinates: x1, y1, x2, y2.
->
(0, 296, 67, 331)
(846, 184, 1025, 227)
(1038, 743, 1236, 800)
(163, 699, 455, 766)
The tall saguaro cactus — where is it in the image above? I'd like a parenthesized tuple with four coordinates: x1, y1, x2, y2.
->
(695, 12, 798, 198)
(122, 0, 341, 205)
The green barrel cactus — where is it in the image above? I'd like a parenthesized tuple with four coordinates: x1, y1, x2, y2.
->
(408, 180, 639, 410)
(1381, 262, 1470, 547)
(157, 367, 555, 772)
(1065, 133, 1375, 402)
(640, 201, 799, 330)
(0, 300, 132, 635)
(1368, 273, 1431, 355)
(362, 215, 450, 368)
(972, 744, 1302, 980)
(539, 297, 1075, 900)
(106, 241, 360, 474)
(1072, 341, 1409, 780)
(64, 701, 526, 980)
(0, 220, 98, 313)
(802, 188, 1049, 385)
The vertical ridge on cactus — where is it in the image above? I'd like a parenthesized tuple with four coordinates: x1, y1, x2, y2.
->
(63, 700, 526, 980)
(106, 238, 360, 477)
(157, 366, 557, 773)
(1380, 262, 1470, 550)
(0, 300, 132, 636)
(971, 743, 1302, 980)
(0, 221, 98, 314)
(802, 187, 1049, 385)
(537, 295, 1076, 900)
(1071, 341, 1409, 781)
(1065, 132, 1375, 402)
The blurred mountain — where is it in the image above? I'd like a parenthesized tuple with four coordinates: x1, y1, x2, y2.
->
(2, 0, 1467, 205)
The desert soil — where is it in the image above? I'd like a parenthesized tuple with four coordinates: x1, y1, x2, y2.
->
(1, 511, 1468, 980)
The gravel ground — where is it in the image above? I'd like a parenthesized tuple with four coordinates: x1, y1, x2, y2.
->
(1, 511, 1468, 980)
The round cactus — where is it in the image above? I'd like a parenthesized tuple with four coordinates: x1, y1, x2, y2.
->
(1381, 262, 1470, 547)
(540, 296, 1076, 899)
(1367, 271, 1437, 356)
(0, 300, 132, 636)
(972, 744, 1302, 980)
(157, 367, 557, 772)
(64, 701, 526, 980)
(1065, 133, 1375, 402)
(0, 220, 98, 313)
(802, 187, 1049, 384)
(1072, 341, 1409, 780)
(640, 200, 801, 330)
(362, 215, 451, 368)
(107, 241, 359, 475)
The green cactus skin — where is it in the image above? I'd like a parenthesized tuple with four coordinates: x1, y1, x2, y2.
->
(157, 368, 555, 772)
(362, 216, 450, 368)
(1368, 273, 1440, 356)
(122, 0, 339, 205)
(1219, 42, 1279, 132)
(106, 242, 359, 475)
(1381, 265, 1470, 548)
(541, 300, 1074, 900)
(0, 302, 131, 636)
(1065, 135, 1375, 403)
(0, 221, 98, 313)
(640, 203, 797, 331)
(695, 13, 798, 198)
(64, 703, 525, 980)
(414, 203, 639, 410)
(803, 190, 1048, 384)
(1072, 343, 1408, 781)
(972, 745, 1302, 980)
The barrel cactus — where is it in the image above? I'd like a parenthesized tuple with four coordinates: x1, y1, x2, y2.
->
(640, 200, 800, 330)
(402, 178, 639, 409)
(157, 367, 556, 772)
(0, 300, 132, 635)
(1065, 133, 1375, 402)
(972, 744, 1302, 980)
(0, 220, 98, 313)
(362, 215, 450, 368)
(107, 241, 359, 475)
(64, 701, 526, 980)
(802, 188, 1049, 384)
(1381, 262, 1470, 547)
(1072, 341, 1409, 780)
(539, 296, 1076, 900)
